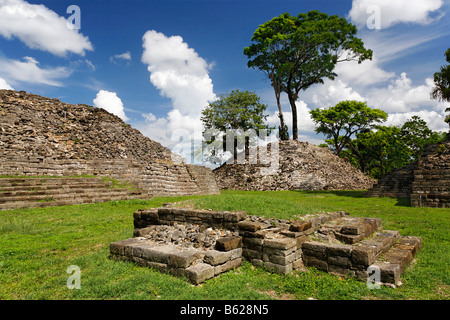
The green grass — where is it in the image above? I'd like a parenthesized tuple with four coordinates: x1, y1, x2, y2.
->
(0, 190, 448, 300)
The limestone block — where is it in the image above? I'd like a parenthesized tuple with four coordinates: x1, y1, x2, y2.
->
(302, 255, 328, 271)
(204, 248, 242, 266)
(237, 220, 262, 232)
(326, 243, 352, 257)
(214, 258, 242, 276)
(185, 263, 215, 284)
(215, 236, 242, 251)
(289, 220, 312, 232)
(167, 249, 202, 268)
(264, 261, 293, 275)
(141, 244, 174, 264)
(351, 246, 376, 267)
(264, 237, 296, 250)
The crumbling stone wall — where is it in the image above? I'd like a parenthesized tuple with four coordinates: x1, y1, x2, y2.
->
(410, 140, 450, 208)
(0, 90, 219, 197)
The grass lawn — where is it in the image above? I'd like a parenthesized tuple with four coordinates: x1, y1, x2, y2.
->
(0, 190, 449, 300)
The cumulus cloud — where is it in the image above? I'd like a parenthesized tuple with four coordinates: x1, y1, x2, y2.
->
(141, 30, 216, 116)
(0, 0, 93, 56)
(348, 0, 444, 29)
(0, 56, 71, 86)
(139, 30, 217, 162)
(93, 90, 129, 122)
(0, 76, 14, 89)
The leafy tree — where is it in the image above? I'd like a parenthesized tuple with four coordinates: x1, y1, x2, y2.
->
(346, 126, 411, 179)
(430, 48, 450, 103)
(309, 100, 387, 157)
(244, 11, 372, 140)
(200, 89, 272, 163)
(399, 115, 445, 161)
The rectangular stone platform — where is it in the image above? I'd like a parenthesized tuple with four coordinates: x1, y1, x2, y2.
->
(110, 206, 422, 286)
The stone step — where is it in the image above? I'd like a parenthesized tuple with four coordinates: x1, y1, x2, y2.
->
(0, 183, 112, 196)
(0, 188, 143, 203)
(370, 236, 422, 286)
(0, 193, 152, 210)
(0, 177, 106, 187)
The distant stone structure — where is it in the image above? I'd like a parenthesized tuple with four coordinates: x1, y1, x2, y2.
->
(111, 205, 421, 286)
(0, 90, 219, 209)
(213, 140, 376, 191)
(366, 138, 450, 208)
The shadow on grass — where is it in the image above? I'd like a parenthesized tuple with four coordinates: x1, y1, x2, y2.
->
(292, 190, 412, 207)
(394, 197, 411, 207)
(291, 190, 366, 198)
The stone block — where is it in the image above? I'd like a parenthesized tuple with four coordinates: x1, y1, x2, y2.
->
(215, 236, 242, 251)
(328, 264, 353, 276)
(141, 244, 174, 264)
(264, 261, 293, 275)
(302, 241, 328, 255)
(289, 220, 312, 232)
(269, 252, 296, 265)
(214, 257, 242, 275)
(302, 255, 328, 271)
(237, 220, 262, 232)
(292, 258, 304, 269)
(396, 236, 422, 255)
(167, 249, 201, 268)
(243, 248, 262, 260)
(326, 243, 352, 257)
(185, 263, 215, 284)
(373, 262, 402, 284)
(110, 238, 140, 256)
(328, 255, 351, 267)
(204, 248, 242, 266)
(341, 222, 367, 235)
(351, 246, 376, 266)
(264, 237, 296, 250)
(335, 232, 365, 244)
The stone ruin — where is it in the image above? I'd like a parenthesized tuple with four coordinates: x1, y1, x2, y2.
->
(213, 140, 376, 191)
(110, 205, 422, 286)
(0, 90, 219, 210)
(366, 138, 450, 208)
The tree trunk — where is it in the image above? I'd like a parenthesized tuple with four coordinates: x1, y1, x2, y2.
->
(289, 95, 298, 140)
(275, 91, 288, 140)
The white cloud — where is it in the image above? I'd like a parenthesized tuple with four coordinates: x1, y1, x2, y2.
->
(0, 76, 13, 89)
(387, 110, 448, 132)
(138, 30, 217, 162)
(334, 56, 395, 86)
(141, 30, 216, 116)
(0, 56, 71, 86)
(0, 0, 93, 56)
(110, 51, 131, 64)
(93, 90, 129, 122)
(348, 0, 444, 29)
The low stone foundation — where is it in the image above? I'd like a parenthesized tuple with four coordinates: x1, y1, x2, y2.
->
(110, 206, 422, 286)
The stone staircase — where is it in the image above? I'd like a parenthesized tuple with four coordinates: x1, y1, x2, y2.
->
(301, 214, 422, 286)
(0, 177, 152, 210)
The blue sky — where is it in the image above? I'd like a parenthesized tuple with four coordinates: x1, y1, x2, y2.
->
(0, 0, 449, 161)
